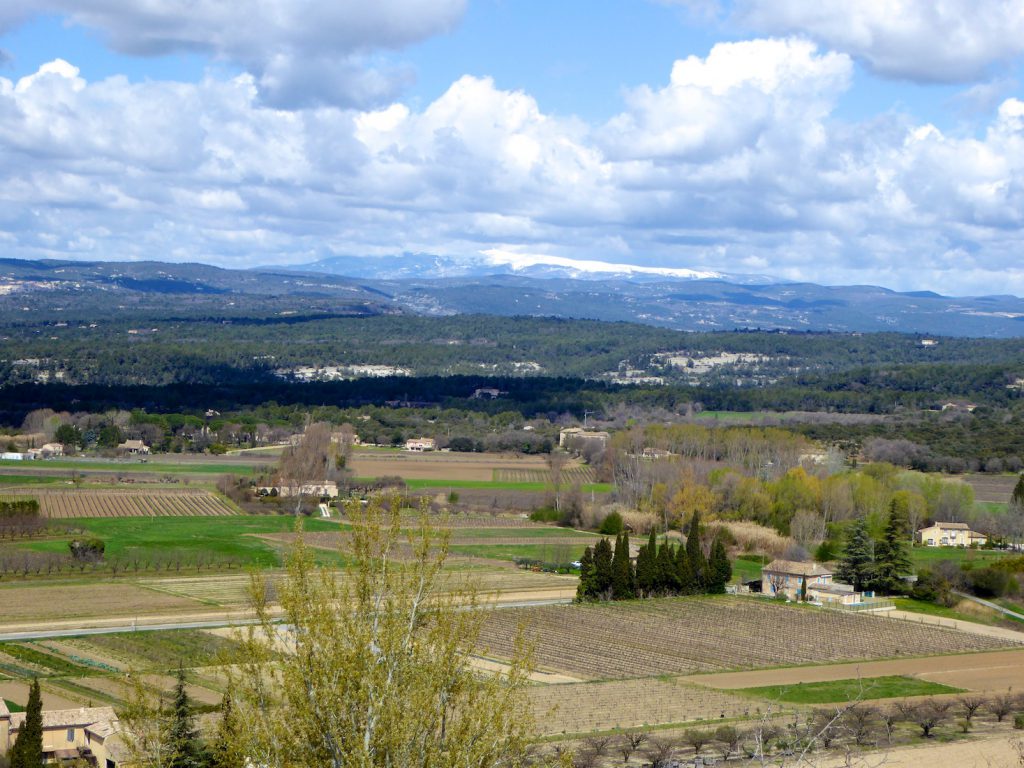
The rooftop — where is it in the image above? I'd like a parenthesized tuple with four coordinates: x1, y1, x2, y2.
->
(763, 559, 834, 577)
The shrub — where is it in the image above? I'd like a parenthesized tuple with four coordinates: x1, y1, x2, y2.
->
(1014, 713, 1024, 730)
(529, 507, 560, 523)
(967, 567, 1014, 598)
(68, 538, 105, 563)
(598, 510, 623, 535)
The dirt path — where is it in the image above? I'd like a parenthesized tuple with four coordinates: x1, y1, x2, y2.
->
(821, 732, 1023, 767)
(679, 648, 1024, 693)
(888, 609, 1024, 643)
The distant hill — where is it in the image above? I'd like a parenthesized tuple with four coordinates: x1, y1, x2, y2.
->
(1, 256, 1023, 337)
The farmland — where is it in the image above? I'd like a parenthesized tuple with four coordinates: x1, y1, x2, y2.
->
(478, 597, 1017, 680)
(0, 487, 238, 517)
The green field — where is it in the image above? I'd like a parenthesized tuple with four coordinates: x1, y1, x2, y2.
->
(0, 458, 262, 475)
(17, 515, 341, 568)
(910, 547, 1010, 569)
(450, 542, 591, 563)
(735, 675, 962, 704)
(0, 474, 64, 485)
(732, 554, 767, 582)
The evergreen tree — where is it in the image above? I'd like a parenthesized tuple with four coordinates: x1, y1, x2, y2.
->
(674, 540, 695, 595)
(208, 692, 243, 768)
(706, 534, 732, 594)
(168, 665, 205, 768)
(575, 546, 597, 602)
(611, 533, 635, 600)
(9, 677, 43, 768)
(836, 518, 874, 592)
(635, 529, 658, 597)
(1013, 473, 1024, 510)
(593, 537, 614, 599)
(655, 539, 678, 595)
(685, 511, 707, 592)
(873, 498, 913, 594)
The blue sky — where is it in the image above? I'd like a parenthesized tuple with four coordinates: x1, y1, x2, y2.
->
(1, 1, 1024, 295)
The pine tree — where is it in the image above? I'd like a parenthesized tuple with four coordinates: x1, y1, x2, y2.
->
(208, 692, 243, 768)
(686, 511, 707, 592)
(593, 537, 614, 599)
(706, 534, 732, 594)
(576, 546, 597, 602)
(611, 533, 635, 600)
(168, 665, 205, 768)
(9, 677, 43, 768)
(873, 498, 913, 594)
(836, 517, 874, 592)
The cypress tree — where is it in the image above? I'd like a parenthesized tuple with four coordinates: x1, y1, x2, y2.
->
(686, 511, 707, 592)
(635, 532, 657, 598)
(706, 534, 732, 594)
(593, 537, 614, 599)
(168, 665, 205, 768)
(873, 498, 913, 594)
(674, 540, 695, 595)
(576, 546, 597, 602)
(654, 539, 677, 594)
(1012, 473, 1024, 510)
(836, 518, 874, 592)
(611, 533, 635, 600)
(10, 677, 43, 768)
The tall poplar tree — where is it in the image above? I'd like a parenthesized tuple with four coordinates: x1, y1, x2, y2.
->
(9, 677, 43, 768)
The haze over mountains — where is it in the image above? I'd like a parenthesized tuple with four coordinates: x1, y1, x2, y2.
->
(2, 256, 1023, 338)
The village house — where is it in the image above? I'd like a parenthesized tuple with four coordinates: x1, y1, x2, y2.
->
(404, 437, 436, 452)
(0, 701, 126, 766)
(27, 442, 64, 459)
(916, 521, 987, 547)
(761, 560, 865, 606)
(258, 481, 339, 498)
(116, 439, 151, 455)
(558, 427, 610, 449)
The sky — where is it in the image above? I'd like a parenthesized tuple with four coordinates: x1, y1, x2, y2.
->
(2, 1, 1024, 295)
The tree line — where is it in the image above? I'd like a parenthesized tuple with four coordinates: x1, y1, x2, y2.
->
(576, 513, 732, 601)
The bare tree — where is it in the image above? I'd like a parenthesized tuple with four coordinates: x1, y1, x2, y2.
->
(958, 695, 987, 723)
(990, 691, 1017, 722)
(683, 728, 712, 756)
(844, 705, 879, 746)
(546, 450, 569, 513)
(276, 422, 339, 515)
(617, 732, 647, 765)
(644, 737, 677, 768)
(714, 724, 741, 759)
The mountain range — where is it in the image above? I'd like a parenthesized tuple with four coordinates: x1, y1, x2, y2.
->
(1, 255, 1023, 338)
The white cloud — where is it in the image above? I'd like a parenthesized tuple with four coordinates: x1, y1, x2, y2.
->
(8, 0, 466, 107)
(737, 0, 1024, 83)
(4, 44, 1024, 295)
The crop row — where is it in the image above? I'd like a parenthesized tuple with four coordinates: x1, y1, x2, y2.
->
(478, 597, 1015, 680)
(3, 489, 236, 518)
(495, 467, 595, 484)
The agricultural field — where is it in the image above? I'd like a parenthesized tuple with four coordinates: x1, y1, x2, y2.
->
(478, 597, 1017, 680)
(964, 473, 1019, 504)
(0, 487, 238, 517)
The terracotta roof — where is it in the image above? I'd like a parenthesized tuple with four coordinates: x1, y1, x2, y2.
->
(924, 522, 971, 530)
(10, 706, 116, 731)
(86, 720, 119, 739)
(763, 559, 834, 577)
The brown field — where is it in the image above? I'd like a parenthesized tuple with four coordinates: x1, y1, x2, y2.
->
(258, 531, 597, 552)
(678, 647, 1024, 693)
(964, 473, 1017, 504)
(139, 568, 577, 607)
(0, 680, 83, 710)
(0, 487, 237, 517)
(0, 581, 205, 623)
(494, 466, 595, 484)
(528, 678, 760, 735)
(348, 450, 581, 482)
(479, 597, 1017, 680)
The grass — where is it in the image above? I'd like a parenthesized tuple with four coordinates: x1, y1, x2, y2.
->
(17, 515, 341, 568)
(450, 542, 592, 563)
(735, 675, 963, 704)
(82, 628, 245, 671)
(0, 474, 64, 485)
(3, 699, 25, 712)
(0, 643, 95, 677)
(910, 547, 1010, 569)
(732, 554, 767, 582)
(0, 458, 260, 475)
(890, 597, 1013, 627)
